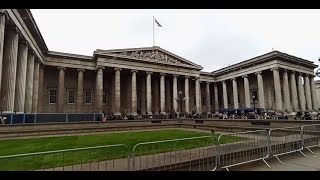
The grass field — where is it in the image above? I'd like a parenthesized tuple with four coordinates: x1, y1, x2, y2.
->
(0, 129, 244, 170)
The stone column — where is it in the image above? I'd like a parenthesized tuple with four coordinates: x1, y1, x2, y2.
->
(195, 77, 200, 113)
(290, 71, 299, 112)
(232, 78, 239, 110)
(131, 70, 138, 115)
(242, 75, 251, 108)
(0, 12, 5, 96)
(222, 81, 228, 109)
(114, 68, 122, 115)
(173, 74, 178, 112)
(271, 67, 283, 112)
(282, 69, 291, 112)
(199, 81, 202, 113)
(160, 73, 166, 114)
(255, 71, 265, 110)
(77, 69, 85, 112)
(146, 71, 153, 115)
(304, 75, 313, 111)
(184, 76, 190, 113)
(140, 75, 146, 115)
(0, 27, 19, 113)
(310, 75, 319, 112)
(95, 66, 104, 113)
(38, 65, 44, 113)
(24, 51, 34, 113)
(32, 60, 40, 113)
(205, 82, 211, 114)
(297, 73, 306, 111)
(14, 41, 28, 113)
(214, 82, 219, 114)
(57, 67, 66, 113)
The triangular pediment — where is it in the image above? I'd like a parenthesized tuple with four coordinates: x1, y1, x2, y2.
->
(95, 47, 203, 70)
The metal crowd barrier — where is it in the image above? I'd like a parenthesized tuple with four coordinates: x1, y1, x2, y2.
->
(0, 144, 130, 171)
(301, 124, 320, 155)
(268, 126, 305, 164)
(216, 130, 270, 171)
(132, 136, 217, 171)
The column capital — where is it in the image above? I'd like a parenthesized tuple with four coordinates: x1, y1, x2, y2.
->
(194, 76, 200, 80)
(310, 74, 316, 78)
(57, 67, 66, 71)
(283, 68, 288, 72)
(173, 74, 179, 77)
(77, 68, 85, 72)
(160, 73, 166, 76)
(221, 80, 225, 84)
(146, 71, 153, 75)
(242, 74, 248, 78)
(114, 67, 122, 71)
(206, 81, 210, 84)
(255, 71, 262, 75)
(96, 66, 105, 70)
(131, 69, 138, 73)
(6, 25, 19, 34)
(270, 67, 279, 71)
(185, 76, 190, 79)
(231, 78, 237, 81)
(0, 9, 7, 14)
(19, 39, 28, 46)
(290, 70, 296, 74)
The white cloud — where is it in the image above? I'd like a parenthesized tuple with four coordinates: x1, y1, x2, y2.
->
(31, 9, 320, 75)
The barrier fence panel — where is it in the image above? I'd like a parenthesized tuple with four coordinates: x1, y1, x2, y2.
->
(268, 126, 305, 164)
(0, 144, 129, 171)
(132, 136, 218, 171)
(301, 124, 320, 155)
(217, 130, 270, 171)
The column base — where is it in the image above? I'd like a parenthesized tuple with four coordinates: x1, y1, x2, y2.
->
(207, 112, 211, 114)
(131, 112, 138, 116)
(1, 111, 14, 113)
(160, 112, 166, 115)
(15, 112, 24, 114)
(146, 112, 153, 116)
(114, 112, 121, 116)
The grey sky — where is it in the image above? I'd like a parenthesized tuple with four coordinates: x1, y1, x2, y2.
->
(31, 9, 320, 74)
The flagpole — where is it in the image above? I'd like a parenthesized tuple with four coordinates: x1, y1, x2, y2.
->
(153, 16, 155, 46)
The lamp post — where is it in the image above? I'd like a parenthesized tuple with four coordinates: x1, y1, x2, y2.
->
(175, 90, 186, 114)
(252, 95, 256, 114)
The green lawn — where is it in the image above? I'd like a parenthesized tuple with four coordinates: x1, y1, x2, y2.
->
(0, 129, 244, 170)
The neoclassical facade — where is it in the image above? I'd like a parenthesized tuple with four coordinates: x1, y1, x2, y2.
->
(0, 9, 319, 115)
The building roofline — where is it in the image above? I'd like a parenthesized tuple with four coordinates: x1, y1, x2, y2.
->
(47, 51, 92, 60)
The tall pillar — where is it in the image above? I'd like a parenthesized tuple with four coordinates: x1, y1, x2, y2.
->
(271, 67, 283, 112)
(95, 66, 104, 113)
(255, 71, 265, 110)
(242, 75, 251, 108)
(146, 71, 152, 115)
(304, 75, 313, 111)
(195, 77, 200, 113)
(160, 73, 166, 114)
(114, 68, 122, 115)
(199, 81, 202, 113)
(0, 12, 6, 95)
(24, 51, 34, 113)
(77, 69, 85, 112)
(214, 82, 219, 114)
(0, 27, 19, 113)
(310, 75, 319, 112)
(38, 65, 44, 113)
(32, 60, 40, 113)
(184, 76, 190, 113)
(290, 71, 299, 112)
(232, 78, 239, 110)
(14, 41, 28, 113)
(297, 73, 306, 111)
(131, 70, 138, 115)
(57, 67, 66, 113)
(222, 81, 228, 109)
(205, 82, 211, 114)
(173, 74, 178, 112)
(140, 75, 146, 115)
(282, 69, 291, 112)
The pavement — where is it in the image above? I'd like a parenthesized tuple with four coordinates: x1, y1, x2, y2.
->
(231, 148, 320, 171)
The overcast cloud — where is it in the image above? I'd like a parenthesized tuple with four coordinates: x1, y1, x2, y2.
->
(31, 9, 320, 74)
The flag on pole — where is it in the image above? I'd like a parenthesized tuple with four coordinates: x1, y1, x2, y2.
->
(154, 18, 162, 27)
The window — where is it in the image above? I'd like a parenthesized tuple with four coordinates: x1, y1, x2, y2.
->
(85, 91, 92, 104)
(103, 91, 107, 104)
(68, 90, 75, 104)
(202, 97, 206, 105)
(49, 89, 57, 104)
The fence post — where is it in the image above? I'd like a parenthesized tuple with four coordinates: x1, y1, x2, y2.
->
(66, 113, 68, 123)
(93, 114, 96, 121)
(34, 114, 37, 124)
(10, 114, 13, 125)
(301, 126, 304, 150)
(23, 113, 26, 124)
(267, 129, 272, 158)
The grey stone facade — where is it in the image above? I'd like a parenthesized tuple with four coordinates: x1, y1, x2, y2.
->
(0, 9, 319, 115)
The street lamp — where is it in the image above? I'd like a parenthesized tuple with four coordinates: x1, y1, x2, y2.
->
(175, 91, 186, 115)
(252, 95, 256, 114)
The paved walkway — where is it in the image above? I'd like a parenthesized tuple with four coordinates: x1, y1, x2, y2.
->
(232, 148, 320, 171)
